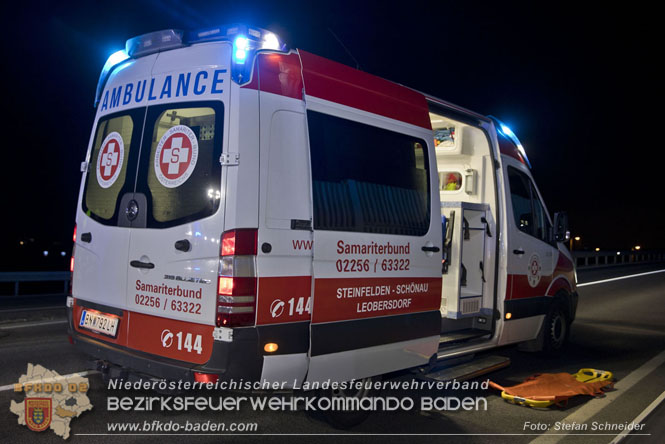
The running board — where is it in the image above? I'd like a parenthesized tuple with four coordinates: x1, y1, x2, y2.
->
(439, 328, 491, 347)
(423, 355, 510, 382)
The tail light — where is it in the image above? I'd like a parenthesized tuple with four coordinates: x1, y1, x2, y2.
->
(69, 225, 76, 295)
(216, 229, 258, 327)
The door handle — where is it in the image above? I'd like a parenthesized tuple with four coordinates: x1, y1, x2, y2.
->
(422, 245, 441, 253)
(130, 260, 155, 269)
(174, 239, 191, 252)
(80, 232, 92, 243)
(513, 249, 525, 255)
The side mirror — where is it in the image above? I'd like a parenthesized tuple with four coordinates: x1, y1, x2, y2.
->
(553, 212, 569, 242)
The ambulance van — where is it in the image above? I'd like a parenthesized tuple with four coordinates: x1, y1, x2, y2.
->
(68, 25, 577, 388)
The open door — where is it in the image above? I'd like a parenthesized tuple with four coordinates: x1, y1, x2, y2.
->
(304, 108, 443, 382)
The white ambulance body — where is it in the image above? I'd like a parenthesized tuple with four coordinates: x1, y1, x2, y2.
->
(68, 25, 577, 385)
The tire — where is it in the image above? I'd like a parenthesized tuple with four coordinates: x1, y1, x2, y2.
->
(543, 301, 570, 353)
(318, 376, 380, 429)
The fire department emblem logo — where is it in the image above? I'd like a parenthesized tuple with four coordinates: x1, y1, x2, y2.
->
(25, 398, 52, 432)
(154, 125, 198, 188)
(96, 132, 124, 188)
(527, 253, 542, 288)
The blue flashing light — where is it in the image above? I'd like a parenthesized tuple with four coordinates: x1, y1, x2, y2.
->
(500, 124, 515, 139)
(233, 36, 249, 64)
(489, 116, 532, 168)
(106, 50, 130, 68)
(94, 49, 130, 107)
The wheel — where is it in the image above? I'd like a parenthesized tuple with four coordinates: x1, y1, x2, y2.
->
(543, 301, 570, 352)
(318, 376, 380, 429)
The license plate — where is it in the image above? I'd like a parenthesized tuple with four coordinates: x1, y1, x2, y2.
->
(79, 310, 119, 337)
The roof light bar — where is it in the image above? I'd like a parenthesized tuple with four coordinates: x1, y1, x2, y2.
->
(188, 24, 287, 84)
(125, 29, 185, 58)
(94, 24, 288, 107)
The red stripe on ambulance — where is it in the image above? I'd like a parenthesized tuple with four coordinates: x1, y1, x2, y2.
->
(311, 277, 442, 324)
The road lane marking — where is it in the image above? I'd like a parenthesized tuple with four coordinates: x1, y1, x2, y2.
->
(578, 268, 665, 287)
(530, 349, 665, 444)
(0, 370, 99, 392)
(0, 319, 67, 329)
(610, 389, 665, 443)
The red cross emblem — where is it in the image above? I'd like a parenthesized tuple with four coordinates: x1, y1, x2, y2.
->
(99, 140, 120, 181)
(96, 132, 124, 188)
(159, 134, 192, 179)
(154, 125, 199, 188)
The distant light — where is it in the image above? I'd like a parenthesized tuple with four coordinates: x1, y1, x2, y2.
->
(60, 251, 66, 257)
(43, 251, 49, 257)
(634, 245, 641, 250)
(505, 312, 512, 320)
(574, 236, 581, 241)
(595, 247, 600, 252)
(19, 241, 24, 246)
(261, 33, 280, 50)
(617, 252, 621, 255)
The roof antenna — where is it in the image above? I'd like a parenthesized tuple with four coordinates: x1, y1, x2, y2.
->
(328, 27, 362, 70)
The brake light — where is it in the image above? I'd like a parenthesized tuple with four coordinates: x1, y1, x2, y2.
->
(216, 229, 258, 327)
(221, 229, 257, 256)
(70, 225, 76, 296)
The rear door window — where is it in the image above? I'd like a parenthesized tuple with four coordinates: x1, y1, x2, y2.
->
(82, 109, 144, 225)
(135, 101, 224, 228)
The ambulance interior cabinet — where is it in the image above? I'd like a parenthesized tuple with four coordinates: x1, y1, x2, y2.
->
(440, 201, 490, 319)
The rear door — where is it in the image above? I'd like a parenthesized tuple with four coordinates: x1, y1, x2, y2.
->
(123, 48, 231, 362)
(75, 43, 232, 363)
(75, 107, 145, 310)
(305, 108, 443, 382)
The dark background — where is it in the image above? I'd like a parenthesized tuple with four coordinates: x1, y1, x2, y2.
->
(1, 0, 660, 271)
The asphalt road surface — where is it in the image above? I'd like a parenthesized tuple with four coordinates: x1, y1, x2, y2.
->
(1, 263, 664, 443)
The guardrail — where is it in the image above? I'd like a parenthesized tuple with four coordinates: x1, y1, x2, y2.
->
(573, 250, 665, 269)
(0, 271, 70, 297)
(1, 253, 664, 297)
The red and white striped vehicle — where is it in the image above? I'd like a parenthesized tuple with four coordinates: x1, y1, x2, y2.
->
(68, 24, 577, 389)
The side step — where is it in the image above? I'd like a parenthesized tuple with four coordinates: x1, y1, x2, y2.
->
(423, 355, 510, 383)
(439, 328, 491, 348)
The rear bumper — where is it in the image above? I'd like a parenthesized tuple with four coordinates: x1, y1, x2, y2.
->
(67, 304, 263, 382)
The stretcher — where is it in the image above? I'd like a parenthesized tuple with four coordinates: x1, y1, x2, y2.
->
(489, 368, 614, 408)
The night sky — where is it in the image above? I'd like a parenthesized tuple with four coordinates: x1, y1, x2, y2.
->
(2, 1, 661, 271)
